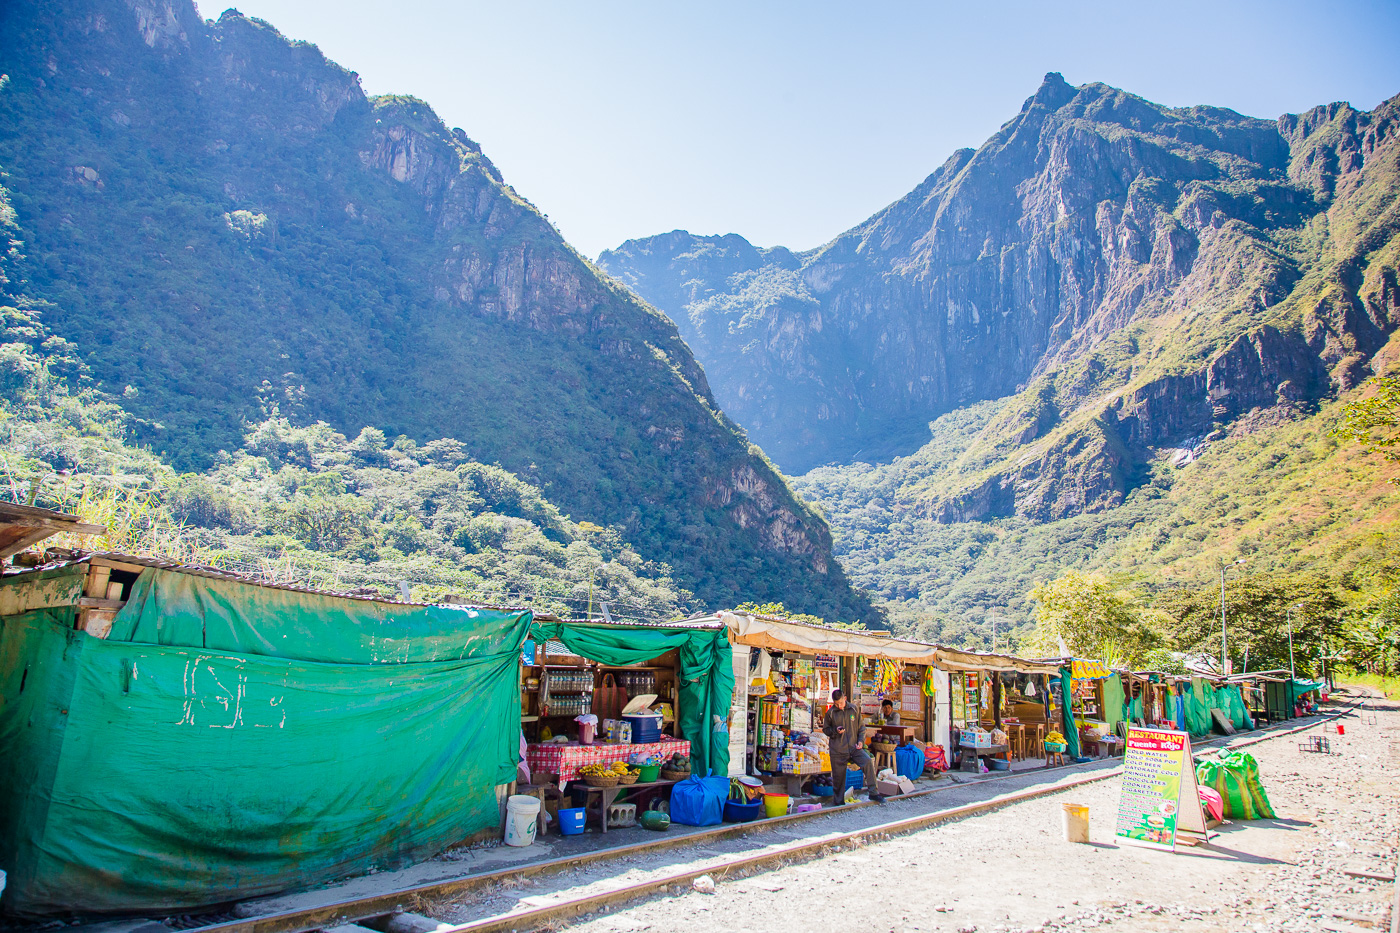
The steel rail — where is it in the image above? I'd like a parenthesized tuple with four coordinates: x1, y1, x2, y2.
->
(191, 701, 1360, 933)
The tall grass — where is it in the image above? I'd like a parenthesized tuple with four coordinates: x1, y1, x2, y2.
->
(1336, 672, 1400, 699)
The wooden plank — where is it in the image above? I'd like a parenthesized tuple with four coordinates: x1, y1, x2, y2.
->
(78, 597, 125, 610)
(0, 565, 87, 615)
(88, 557, 151, 575)
(84, 565, 112, 599)
(1344, 869, 1395, 882)
(77, 609, 117, 639)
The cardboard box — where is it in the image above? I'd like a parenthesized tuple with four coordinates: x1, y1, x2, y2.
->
(959, 730, 993, 749)
(877, 776, 917, 796)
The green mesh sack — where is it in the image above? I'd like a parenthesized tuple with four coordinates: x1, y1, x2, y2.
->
(1195, 750, 1275, 820)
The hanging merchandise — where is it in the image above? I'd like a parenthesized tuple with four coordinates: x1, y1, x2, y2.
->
(875, 659, 901, 697)
(922, 666, 937, 698)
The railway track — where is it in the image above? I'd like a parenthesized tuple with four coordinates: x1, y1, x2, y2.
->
(179, 702, 1363, 933)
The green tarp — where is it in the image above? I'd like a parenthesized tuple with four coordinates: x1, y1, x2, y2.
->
(1288, 678, 1326, 710)
(1, 569, 531, 916)
(1183, 680, 1213, 737)
(530, 620, 734, 777)
(1217, 684, 1254, 730)
(1057, 669, 1083, 759)
(1102, 674, 1126, 729)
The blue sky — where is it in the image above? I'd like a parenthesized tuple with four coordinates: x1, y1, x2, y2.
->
(226, 1, 1400, 258)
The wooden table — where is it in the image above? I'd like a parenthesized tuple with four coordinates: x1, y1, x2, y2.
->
(876, 725, 916, 743)
(1002, 722, 1026, 759)
(568, 779, 679, 833)
(959, 743, 1010, 772)
(771, 771, 829, 797)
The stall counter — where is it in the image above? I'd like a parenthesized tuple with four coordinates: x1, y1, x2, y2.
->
(526, 738, 691, 783)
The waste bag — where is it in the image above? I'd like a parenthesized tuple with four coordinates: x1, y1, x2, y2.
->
(669, 775, 729, 826)
(1195, 750, 1275, 820)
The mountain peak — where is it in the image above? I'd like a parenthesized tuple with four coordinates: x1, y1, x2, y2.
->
(1024, 71, 1076, 112)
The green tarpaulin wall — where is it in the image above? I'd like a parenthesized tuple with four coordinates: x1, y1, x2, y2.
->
(1217, 684, 1254, 730)
(1102, 675, 1127, 730)
(0, 568, 531, 917)
(1183, 680, 1213, 737)
(1289, 679, 1326, 709)
(1181, 678, 1255, 737)
(1057, 669, 1083, 759)
(530, 620, 734, 777)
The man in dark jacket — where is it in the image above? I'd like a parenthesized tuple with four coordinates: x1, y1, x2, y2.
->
(823, 690, 885, 803)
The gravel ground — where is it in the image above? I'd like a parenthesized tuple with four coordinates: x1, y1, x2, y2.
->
(435, 693, 1398, 933)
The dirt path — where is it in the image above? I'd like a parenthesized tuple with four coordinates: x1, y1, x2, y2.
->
(436, 695, 1398, 933)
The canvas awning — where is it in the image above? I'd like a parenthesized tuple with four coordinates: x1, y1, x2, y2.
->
(717, 612, 1059, 674)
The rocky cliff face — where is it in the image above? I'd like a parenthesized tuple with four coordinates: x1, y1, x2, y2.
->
(0, 0, 874, 619)
(601, 75, 1400, 509)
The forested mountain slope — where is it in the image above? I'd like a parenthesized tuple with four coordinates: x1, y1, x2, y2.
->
(0, 0, 875, 619)
(603, 74, 1400, 635)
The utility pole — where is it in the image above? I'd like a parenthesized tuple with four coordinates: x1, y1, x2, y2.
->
(1286, 603, 1300, 680)
(1219, 558, 1246, 675)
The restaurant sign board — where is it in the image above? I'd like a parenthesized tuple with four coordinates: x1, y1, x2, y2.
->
(1115, 726, 1210, 851)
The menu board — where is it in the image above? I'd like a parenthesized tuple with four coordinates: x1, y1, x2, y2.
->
(901, 684, 923, 712)
(1115, 727, 1209, 851)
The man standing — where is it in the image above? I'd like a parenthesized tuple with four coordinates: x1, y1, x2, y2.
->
(823, 689, 885, 803)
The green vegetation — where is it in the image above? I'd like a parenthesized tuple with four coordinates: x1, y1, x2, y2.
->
(2, 302, 693, 619)
(1022, 571, 1166, 668)
(796, 378, 1400, 663)
(1337, 673, 1400, 699)
(0, 4, 876, 621)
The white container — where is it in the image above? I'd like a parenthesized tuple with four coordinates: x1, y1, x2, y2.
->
(504, 794, 541, 846)
(1061, 802, 1090, 843)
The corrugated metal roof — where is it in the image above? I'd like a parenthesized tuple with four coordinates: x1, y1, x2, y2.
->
(1, 549, 548, 617)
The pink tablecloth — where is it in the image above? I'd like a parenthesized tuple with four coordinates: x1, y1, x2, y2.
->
(526, 738, 691, 783)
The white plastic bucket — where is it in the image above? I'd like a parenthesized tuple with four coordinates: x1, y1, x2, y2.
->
(1061, 802, 1089, 843)
(504, 794, 541, 846)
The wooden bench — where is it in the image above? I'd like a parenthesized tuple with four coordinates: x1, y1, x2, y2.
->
(567, 779, 679, 833)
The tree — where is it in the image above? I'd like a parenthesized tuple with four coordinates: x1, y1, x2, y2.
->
(1023, 571, 1164, 666)
(1331, 375, 1400, 481)
(1154, 572, 1342, 676)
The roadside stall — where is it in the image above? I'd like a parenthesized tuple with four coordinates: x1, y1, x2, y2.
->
(1289, 678, 1327, 715)
(720, 612, 948, 796)
(934, 647, 1060, 772)
(1229, 671, 1290, 725)
(1042, 659, 1120, 758)
(519, 617, 734, 833)
(1121, 671, 1176, 728)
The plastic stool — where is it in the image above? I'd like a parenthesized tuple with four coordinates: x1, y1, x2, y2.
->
(607, 803, 637, 828)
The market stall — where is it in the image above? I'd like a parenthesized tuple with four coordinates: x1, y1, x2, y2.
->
(1228, 671, 1290, 725)
(1038, 659, 1118, 759)
(1121, 671, 1176, 729)
(721, 612, 948, 793)
(935, 648, 1060, 771)
(517, 617, 734, 832)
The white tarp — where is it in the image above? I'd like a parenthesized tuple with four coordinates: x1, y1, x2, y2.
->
(720, 612, 940, 664)
(717, 612, 1060, 674)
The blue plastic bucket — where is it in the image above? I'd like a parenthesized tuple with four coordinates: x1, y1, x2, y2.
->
(723, 799, 763, 822)
(557, 807, 586, 835)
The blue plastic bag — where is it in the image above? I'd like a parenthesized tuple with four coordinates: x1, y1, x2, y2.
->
(894, 744, 924, 780)
(669, 775, 729, 826)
